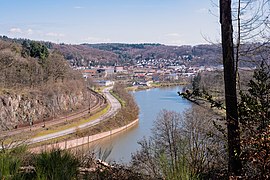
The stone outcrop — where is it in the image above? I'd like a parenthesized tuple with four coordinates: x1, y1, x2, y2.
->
(0, 89, 87, 130)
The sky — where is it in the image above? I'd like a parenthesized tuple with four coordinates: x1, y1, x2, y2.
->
(0, 0, 220, 46)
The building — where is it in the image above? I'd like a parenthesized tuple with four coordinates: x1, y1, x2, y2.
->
(82, 69, 96, 78)
(96, 80, 115, 86)
(114, 66, 124, 73)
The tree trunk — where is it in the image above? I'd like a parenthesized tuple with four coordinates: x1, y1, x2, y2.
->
(219, 0, 242, 176)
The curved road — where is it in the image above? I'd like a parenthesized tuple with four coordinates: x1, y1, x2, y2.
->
(28, 86, 121, 144)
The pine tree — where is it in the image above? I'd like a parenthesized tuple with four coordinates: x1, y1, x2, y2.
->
(239, 61, 270, 130)
(238, 61, 270, 178)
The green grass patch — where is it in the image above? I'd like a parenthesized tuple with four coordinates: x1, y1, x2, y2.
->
(125, 86, 137, 91)
(109, 90, 126, 107)
(151, 82, 161, 87)
(94, 86, 107, 93)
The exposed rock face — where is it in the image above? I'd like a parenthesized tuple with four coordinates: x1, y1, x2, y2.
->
(0, 90, 87, 130)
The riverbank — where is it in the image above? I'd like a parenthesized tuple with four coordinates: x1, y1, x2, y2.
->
(126, 81, 189, 91)
(30, 119, 139, 153)
(28, 83, 138, 151)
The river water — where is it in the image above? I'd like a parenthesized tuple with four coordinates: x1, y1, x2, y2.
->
(79, 86, 191, 164)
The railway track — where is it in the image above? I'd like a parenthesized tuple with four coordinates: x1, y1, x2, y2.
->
(29, 86, 121, 144)
(1, 89, 107, 138)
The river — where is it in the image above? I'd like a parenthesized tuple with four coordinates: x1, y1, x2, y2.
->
(79, 86, 191, 164)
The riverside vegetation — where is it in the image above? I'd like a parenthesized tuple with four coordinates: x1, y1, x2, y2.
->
(178, 62, 270, 179)
(129, 63, 270, 179)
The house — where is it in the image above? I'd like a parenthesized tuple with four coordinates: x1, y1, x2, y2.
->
(132, 81, 151, 87)
(82, 69, 96, 78)
(114, 66, 124, 73)
(96, 80, 115, 86)
(104, 67, 115, 74)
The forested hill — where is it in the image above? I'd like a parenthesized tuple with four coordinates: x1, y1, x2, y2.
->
(52, 42, 270, 68)
(1, 36, 268, 68)
(54, 43, 223, 67)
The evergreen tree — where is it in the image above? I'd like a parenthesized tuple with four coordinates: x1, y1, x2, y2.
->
(192, 73, 201, 97)
(239, 61, 270, 129)
(238, 61, 270, 179)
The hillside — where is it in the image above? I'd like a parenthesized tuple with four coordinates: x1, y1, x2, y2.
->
(54, 42, 268, 68)
(55, 43, 223, 67)
(0, 39, 90, 130)
(52, 43, 119, 66)
(1, 36, 267, 68)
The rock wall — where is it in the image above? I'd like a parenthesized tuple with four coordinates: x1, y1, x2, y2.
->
(0, 90, 87, 130)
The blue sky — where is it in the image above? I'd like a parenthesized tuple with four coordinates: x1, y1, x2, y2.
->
(0, 0, 220, 45)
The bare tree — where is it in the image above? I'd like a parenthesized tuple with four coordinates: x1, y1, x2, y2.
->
(132, 108, 225, 179)
(132, 110, 189, 179)
(182, 106, 226, 177)
(233, 0, 270, 89)
(48, 53, 69, 82)
(220, 0, 242, 176)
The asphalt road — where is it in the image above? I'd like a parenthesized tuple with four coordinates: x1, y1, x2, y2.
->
(28, 86, 121, 144)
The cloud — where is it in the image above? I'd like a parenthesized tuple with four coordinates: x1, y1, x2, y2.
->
(85, 36, 111, 43)
(85, 37, 99, 41)
(163, 33, 185, 45)
(45, 32, 65, 37)
(9, 27, 34, 36)
(165, 33, 182, 37)
(9, 27, 22, 33)
(74, 6, 84, 9)
(26, 29, 33, 35)
(168, 39, 185, 45)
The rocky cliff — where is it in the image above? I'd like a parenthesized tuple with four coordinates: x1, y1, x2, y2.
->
(0, 88, 87, 131)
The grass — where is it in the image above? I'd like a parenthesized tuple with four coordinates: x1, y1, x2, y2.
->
(34, 149, 79, 179)
(126, 82, 189, 92)
(109, 90, 126, 107)
(126, 86, 150, 91)
(125, 86, 138, 91)
(1, 134, 31, 147)
(33, 104, 110, 138)
(95, 86, 107, 93)
(153, 82, 188, 87)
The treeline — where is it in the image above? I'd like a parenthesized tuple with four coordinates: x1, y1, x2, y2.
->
(84, 43, 162, 51)
(0, 35, 53, 49)
(2, 35, 268, 68)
